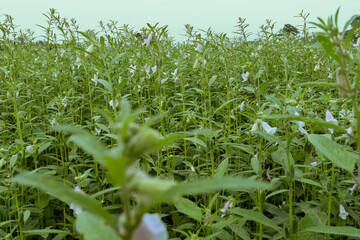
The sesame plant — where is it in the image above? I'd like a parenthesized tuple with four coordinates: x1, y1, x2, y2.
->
(1, 7, 360, 240)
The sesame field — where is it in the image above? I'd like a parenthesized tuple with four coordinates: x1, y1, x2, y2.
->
(1, 9, 360, 240)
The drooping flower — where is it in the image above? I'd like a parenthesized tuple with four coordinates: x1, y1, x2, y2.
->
(325, 110, 338, 134)
(62, 97, 68, 108)
(143, 32, 153, 47)
(151, 66, 157, 73)
(75, 57, 81, 69)
(50, 118, 57, 126)
(346, 126, 353, 135)
(26, 145, 34, 153)
(310, 161, 318, 167)
(261, 121, 277, 135)
(220, 201, 230, 217)
(91, 74, 99, 86)
(294, 112, 308, 135)
(95, 127, 101, 135)
(242, 72, 249, 82)
(349, 184, 358, 195)
(195, 43, 203, 52)
(70, 186, 84, 215)
(131, 214, 168, 240)
(166, 51, 171, 58)
(172, 69, 178, 81)
(109, 99, 119, 109)
(128, 64, 136, 77)
(339, 204, 349, 220)
(239, 101, 245, 111)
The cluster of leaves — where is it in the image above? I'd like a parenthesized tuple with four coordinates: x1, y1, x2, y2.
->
(0, 8, 360, 240)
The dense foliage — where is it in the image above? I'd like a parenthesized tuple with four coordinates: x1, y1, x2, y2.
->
(1, 9, 360, 240)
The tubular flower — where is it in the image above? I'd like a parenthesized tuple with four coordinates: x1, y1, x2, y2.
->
(70, 186, 85, 215)
(325, 110, 338, 134)
(242, 72, 249, 82)
(131, 214, 168, 240)
(339, 204, 349, 220)
(261, 121, 277, 135)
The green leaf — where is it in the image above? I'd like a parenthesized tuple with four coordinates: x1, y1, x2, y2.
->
(295, 82, 340, 88)
(316, 34, 342, 64)
(143, 176, 268, 211)
(12, 173, 114, 227)
(75, 211, 121, 240)
(304, 225, 360, 238)
(208, 75, 218, 86)
(213, 99, 237, 115)
(308, 134, 355, 172)
(174, 198, 203, 222)
(253, 130, 285, 147)
(103, 148, 125, 186)
(110, 53, 126, 66)
(10, 154, 17, 168)
(23, 210, 30, 223)
(229, 208, 283, 233)
(22, 227, 71, 238)
(214, 159, 228, 178)
(97, 79, 113, 92)
(184, 137, 207, 149)
(344, 20, 360, 49)
(38, 142, 52, 154)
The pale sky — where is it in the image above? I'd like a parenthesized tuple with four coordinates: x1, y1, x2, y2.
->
(1, 0, 359, 41)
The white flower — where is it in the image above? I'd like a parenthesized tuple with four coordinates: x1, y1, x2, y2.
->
(193, 59, 200, 69)
(294, 112, 308, 135)
(62, 97, 68, 108)
(143, 32, 153, 47)
(325, 110, 338, 134)
(239, 101, 245, 111)
(26, 145, 34, 153)
(310, 161, 318, 167)
(131, 214, 168, 240)
(95, 127, 101, 135)
(172, 69, 178, 81)
(128, 64, 136, 76)
(145, 65, 151, 77)
(195, 43, 203, 52)
(91, 74, 99, 86)
(346, 126, 353, 135)
(339, 204, 348, 220)
(50, 118, 57, 126)
(166, 51, 171, 57)
(109, 99, 119, 109)
(220, 201, 230, 217)
(242, 72, 249, 82)
(70, 186, 85, 215)
(151, 66, 157, 73)
(328, 72, 333, 78)
(261, 121, 277, 135)
(349, 184, 357, 195)
(75, 57, 81, 69)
